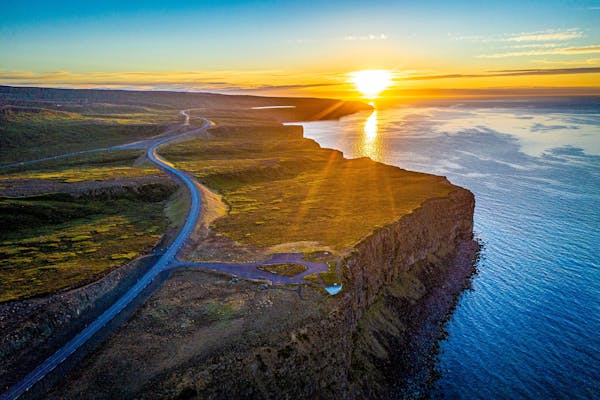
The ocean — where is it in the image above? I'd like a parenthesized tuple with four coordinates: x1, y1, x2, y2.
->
(299, 98, 600, 399)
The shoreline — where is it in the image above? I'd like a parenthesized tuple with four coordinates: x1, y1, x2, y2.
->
(1, 91, 476, 398)
(39, 186, 476, 399)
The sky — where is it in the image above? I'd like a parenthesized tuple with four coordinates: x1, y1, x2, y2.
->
(1, 0, 600, 99)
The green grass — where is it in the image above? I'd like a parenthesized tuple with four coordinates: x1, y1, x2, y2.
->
(301, 251, 340, 285)
(0, 109, 174, 164)
(164, 187, 191, 229)
(163, 125, 454, 252)
(257, 263, 307, 277)
(0, 148, 162, 183)
(0, 165, 160, 183)
(0, 194, 100, 229)
(0, 188, 175, 302)
(0, 108, 179, 302)
(318, 270, 341, 286)
(301, 269, 339, 287)
(1, 148, 145, 171)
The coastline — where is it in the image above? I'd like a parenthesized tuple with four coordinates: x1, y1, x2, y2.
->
(0, 90, 477, 398)
(42, 186, 477, 399)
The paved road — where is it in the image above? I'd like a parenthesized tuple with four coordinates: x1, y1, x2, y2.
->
(171, 253, 330, 284)
(0, 114, 211, 400)
(0, 110, 190, 170)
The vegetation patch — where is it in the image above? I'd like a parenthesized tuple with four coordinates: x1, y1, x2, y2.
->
(318, 269, 341, 286)
(203, 301, 240, 321)
(0, 149, 147, 174)
(1, 165, 159, 183)
(0, 109, 174, 164)
(0, 189, 174, 302)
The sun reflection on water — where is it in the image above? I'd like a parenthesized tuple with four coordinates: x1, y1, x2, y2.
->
(356, 110, 383, 161)
(365, 110, 378, 140)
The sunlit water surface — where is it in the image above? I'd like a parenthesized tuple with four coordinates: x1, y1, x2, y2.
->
(299, 99, 600, 399)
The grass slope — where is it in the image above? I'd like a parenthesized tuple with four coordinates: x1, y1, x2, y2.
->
(0, 187, 174, 302)
(0, 109, 172, 164)
(163, 125, 454, 253)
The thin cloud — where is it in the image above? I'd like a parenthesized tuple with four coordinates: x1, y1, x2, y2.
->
(491, 67, 600, 75)
(402, 67, 600, 80)
(248, 83, 336, 90)
(0, 70, 340, 93)
(385, 87, 600, 97)
(403, 74, 481, 80)
(533, 58, 600, 66)
(505, 30, 583, 42)
(344, 34, 388, 41)
(452, 28, 584, 43)
(510, 43, 563, 49)
(294, 33, 388, 43)
(477, 45, 600, 58)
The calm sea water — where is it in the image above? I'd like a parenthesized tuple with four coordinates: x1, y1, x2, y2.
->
(299, 98, 600, 399)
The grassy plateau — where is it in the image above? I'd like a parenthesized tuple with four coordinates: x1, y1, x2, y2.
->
(163, 124, 454, 252)
(0, 86, 449, 299)
(0, 107, 175, 164)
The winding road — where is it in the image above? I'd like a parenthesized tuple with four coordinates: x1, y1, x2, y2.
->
(0, 113, 211, 400)
(1, 111, 337, 399)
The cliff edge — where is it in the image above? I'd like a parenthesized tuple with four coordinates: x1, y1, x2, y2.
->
(45, 182, 477, 399)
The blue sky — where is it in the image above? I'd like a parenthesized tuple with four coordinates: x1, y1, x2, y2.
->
(1, 1, 599, 96)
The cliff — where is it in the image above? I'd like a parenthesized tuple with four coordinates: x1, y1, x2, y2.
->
(166, 189, 476, 399)
(42, 187, 477, 399)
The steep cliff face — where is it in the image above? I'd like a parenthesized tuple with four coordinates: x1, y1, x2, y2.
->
(344, 189, 477, 397)
(141, 188, 476, 400)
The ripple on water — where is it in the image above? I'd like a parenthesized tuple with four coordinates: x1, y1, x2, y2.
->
(301, 102, 600, 399)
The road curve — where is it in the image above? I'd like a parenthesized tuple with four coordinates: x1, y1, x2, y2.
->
(0, 110, 191, 170)
(170, 253, 330, 284)
(0, 115, 212, 400)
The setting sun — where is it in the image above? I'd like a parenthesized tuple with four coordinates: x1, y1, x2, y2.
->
(349, 70, 393, 99)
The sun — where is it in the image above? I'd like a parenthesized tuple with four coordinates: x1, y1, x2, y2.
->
(349, 70, 393, 99)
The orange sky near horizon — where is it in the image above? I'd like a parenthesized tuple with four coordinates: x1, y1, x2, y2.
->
(3, 68, 599, 102)
(2, 2, 600, 101)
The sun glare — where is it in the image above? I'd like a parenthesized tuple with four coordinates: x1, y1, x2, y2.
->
(358, 110, 383, 161)
(350, 70, 393, 99)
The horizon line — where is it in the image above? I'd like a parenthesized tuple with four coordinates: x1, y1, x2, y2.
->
(2, 84, 600, 101)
